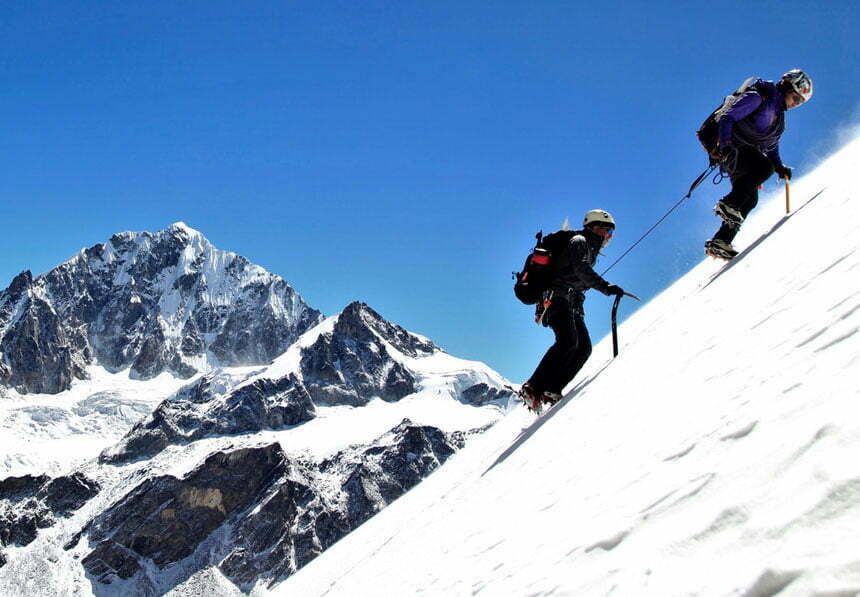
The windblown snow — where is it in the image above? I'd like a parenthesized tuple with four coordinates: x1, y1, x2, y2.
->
(274, 137, 860, 597)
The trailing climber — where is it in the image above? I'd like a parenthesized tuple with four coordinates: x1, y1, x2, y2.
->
(704, 69, 813, 260)
(519, 209, 625, 411)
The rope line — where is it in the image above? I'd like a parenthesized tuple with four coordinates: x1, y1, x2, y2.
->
(601, 165, 718, 276)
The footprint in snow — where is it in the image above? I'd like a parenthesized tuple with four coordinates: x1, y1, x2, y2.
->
(640, 473, 716, 518)
(816, 251, 855, 277)
(720, 420, 757, 441)
(663, 443, 696, 461)
(797, 327, 828, 348)
(774, 477, 860, 536)
(814, 326, 859, 353)
(689, 506, 749, 543)
(776, 424, 836, 474)
(585, 529, 629, 553)
(740, 568, 803, 597)
(837, 302, 860, 321)
(827, 292, 860, 312)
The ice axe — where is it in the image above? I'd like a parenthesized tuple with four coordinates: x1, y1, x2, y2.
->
(611, 291, 640, 358)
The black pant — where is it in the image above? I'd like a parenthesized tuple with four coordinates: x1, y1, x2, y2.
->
(527, 295, 592, 395)
(713, 146, 775, 244)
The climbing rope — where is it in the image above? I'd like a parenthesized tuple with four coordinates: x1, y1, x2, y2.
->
(600, 164, 720, 276)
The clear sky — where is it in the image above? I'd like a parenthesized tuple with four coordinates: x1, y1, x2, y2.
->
(1, 1, 858, 383)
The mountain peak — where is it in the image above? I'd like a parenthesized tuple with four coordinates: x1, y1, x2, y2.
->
(165, 221, 206, 244)
(0, 225, 323, 394)
(342, 301, 381, 321)
(168, 221, 197, 234)
(7, 270, 33, 295)
(106, 222, 207, 254)
(336, 301, 437, 358)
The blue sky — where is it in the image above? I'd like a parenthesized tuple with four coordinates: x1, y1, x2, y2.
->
(1, 1, 858, 383)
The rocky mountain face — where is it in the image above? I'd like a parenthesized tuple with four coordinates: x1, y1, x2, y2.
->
(0, 223, 322, 394)
(101, 373, 317, 464)
(78, 421, 471, 593)
(100, 300, 510, 465)
(301, 301, 435, 406)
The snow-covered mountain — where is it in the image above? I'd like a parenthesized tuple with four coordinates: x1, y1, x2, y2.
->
(273, 138, 860, 597)
(0, 222, 322, 394)
(100, 300, 509, 466)
(0, 226, 514, 595)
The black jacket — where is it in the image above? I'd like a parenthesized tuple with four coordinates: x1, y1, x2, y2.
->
(550, 228, 612, 301)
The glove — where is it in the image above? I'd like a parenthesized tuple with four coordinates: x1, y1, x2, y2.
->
(718, 143, 735, 159)
(604, 284, 625, 297)
(775, 164, 793, 180)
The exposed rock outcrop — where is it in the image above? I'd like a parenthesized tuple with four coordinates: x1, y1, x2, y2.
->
(0, 472, 99, 549)
(83, 421, 471, 591)
(83, 445, 286, 584)
(101, 373, 315, 464)
(300, 302, 433, 406)
(220, 420, 465, 588)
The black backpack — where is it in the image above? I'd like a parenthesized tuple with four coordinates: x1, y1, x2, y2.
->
(696, 77, 757, 161)
(513, 229, 575, 305)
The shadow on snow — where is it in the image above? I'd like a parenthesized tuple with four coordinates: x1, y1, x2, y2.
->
(482, 359, 614, 476)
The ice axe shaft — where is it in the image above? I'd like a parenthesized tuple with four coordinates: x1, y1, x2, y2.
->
(611, 292, 640, 357)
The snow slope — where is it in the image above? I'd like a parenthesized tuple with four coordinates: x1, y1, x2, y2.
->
(274, 136, 860, 597)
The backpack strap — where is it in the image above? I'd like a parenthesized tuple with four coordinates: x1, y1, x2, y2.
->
(713, 76, 758, 121)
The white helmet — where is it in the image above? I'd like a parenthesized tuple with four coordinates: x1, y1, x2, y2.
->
(583, 209, 615, 229)
(781, 69, 813, 102)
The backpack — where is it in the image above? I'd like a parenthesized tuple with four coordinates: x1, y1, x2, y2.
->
(513, 229, 575, 305)
(696, 77, 757, 161)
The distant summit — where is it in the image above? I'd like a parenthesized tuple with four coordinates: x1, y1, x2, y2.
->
(0, 223, 323, 393)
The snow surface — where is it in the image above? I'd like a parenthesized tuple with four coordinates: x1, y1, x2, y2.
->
(272, 137, 860, 597)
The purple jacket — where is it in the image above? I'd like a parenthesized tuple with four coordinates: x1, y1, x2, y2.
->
(718, 79, 786, 166)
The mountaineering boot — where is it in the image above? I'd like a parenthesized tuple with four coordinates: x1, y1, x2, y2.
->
(714, 200, 743, 227)
(519, 383, 543, 413)
(704, 239, 738, 260)
(541, 391, 563, 407)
